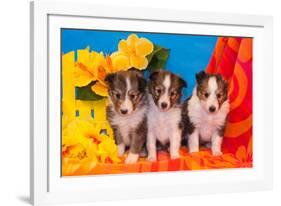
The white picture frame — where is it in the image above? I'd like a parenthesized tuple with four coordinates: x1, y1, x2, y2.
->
(30, 0, 273, 205)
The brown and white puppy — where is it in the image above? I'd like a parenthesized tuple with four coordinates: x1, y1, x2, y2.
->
(182, 71, 229, 156)
(106, 69, 148, 164)
(147, 69, 187, 161)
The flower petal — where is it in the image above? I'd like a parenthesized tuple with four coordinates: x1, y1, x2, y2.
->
(105, 55, 114, 73)
(118, 40, 130, 54)
(74, 62, 96, 86)
(127, 34, 139, 52)
(89, 51, 101, 68)
(74, 72, 94, 87)
(111, 52, 131, 71)
(135, 38, 154, 56)
(90, 52, 109, 77)
(130, 54, 148, 70)
(91, 81, 109, 97)
(77, 48, 90, 68)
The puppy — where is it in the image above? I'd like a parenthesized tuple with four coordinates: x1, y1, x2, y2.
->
(182, 71, 229, 156)
(147, 69, 187, 161)
(106, 69, 148, 164)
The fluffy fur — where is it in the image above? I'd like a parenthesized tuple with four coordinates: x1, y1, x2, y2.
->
(147, 69, 187, 161)
(106, 69, 148, 164)
(182, 71, 229, 156)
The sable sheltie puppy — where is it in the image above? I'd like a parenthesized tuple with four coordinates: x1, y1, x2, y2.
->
(182, 71, 229, 156)
(105, 69, 148, 164)
(147, 69, 187, 161)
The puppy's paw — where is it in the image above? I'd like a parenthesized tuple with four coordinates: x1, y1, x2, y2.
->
(147, 154, 157, 162)
(125, 153, 139, 164)
(117, 143, 125, 156)
(212, 150, 222, 156)
(170, 153, 180, 160)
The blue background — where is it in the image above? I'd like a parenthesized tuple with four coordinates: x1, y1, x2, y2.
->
(62, 29, 217, 99)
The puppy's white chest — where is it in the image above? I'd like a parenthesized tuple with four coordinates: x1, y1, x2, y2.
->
(198, 116, 217, 141)
(188, 97, 229, 141)
(112, 107, 146, 145)
(148, 104, 181, 144)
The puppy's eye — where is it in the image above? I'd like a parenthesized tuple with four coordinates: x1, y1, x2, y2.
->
(115, 93, 121, 99)
(130, 94, 137, 100)
(217, 93, 222, 98)
(170, 91, 177, 97)
(204, 92, 209, 98)
(155, 88, 161, 95)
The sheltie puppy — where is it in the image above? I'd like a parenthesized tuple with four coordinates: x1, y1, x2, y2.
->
(105, 69, 148, 164)
(182, 71, 229, 156)
(147, 69, 187, 161)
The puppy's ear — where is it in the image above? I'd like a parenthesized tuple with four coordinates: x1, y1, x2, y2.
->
(137, 76, 147, 92)
(223, 79, 229, 92)
(149, 70, 160, 81)
(179, 77, 187, 88)
(216, 74, 228, 90)
(104, 73, 116, 88)
(196, 70, 207, 83)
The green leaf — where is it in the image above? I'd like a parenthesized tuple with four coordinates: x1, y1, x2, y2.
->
(75, 81, 105, 101)
(147, 44, 170, 71)
(146, 45, 162, 63)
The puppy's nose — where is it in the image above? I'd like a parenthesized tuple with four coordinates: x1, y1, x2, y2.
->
(209, 106, 216, 113)
(161, 102, 168, 109)
(120, 109, 128, 114)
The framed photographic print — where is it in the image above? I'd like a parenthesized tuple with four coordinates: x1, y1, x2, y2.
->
(30, 0, 273, 205)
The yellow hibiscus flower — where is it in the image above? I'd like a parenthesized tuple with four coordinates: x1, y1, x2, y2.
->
(74, 49, 108, 87)
(74, 49, 111, 97)
(115, 33, 154, 70)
